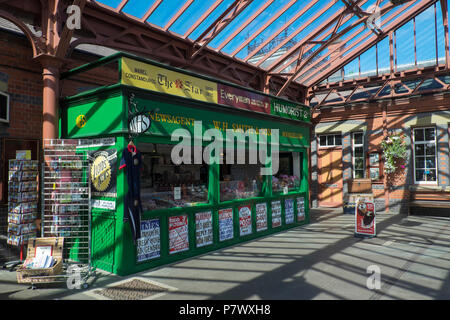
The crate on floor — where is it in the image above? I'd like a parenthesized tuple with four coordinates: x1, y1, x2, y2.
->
(16, 237, 64, 284)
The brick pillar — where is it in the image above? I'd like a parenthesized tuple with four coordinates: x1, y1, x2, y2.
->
(35, 55, 64, 141)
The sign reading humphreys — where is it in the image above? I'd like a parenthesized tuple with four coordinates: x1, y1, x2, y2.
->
(271, 98, 310, 123)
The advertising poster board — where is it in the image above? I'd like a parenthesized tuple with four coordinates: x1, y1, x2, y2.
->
(219, 208, 234, 241)
(271, 200, 282, 228)
(169, 215, 189, 254)
(355, 197, 376, 237)
(238, 205, 252, 236)
(297, 197, 305, 221)
(137, 219, 160, 262)
(87, 149, 117, 198)
(285, 199, 295, 224)
(195, 211, 213, 248)
(255, 203, 268, 232)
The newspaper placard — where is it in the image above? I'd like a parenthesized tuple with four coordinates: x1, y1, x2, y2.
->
(285, 199, 294, 224)
(297, 197, 305, 221)
(219, 208, 234, 242)
(238, 205, 252, 236)
(137, 219, 160, 262)
(355, 196, 376, 237)
(271, 200, 282, 228)
(255, 203, 268, 232)
(169, 215, 189, 254)
(195, 211, 213, 248)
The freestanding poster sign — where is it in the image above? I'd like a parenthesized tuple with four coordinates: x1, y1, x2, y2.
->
(354, 196, 376, 238)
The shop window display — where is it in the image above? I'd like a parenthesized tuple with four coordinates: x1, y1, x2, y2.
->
(272, 152, 301, 193)
(219, 149, 263, 202)
(139, 143, 208, 210)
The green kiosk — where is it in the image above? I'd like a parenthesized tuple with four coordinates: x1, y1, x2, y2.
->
(60, 53, 311, 276)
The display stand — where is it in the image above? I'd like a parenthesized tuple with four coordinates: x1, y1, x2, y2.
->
(4, 159, 38, 270)
(37, 139, 94, 288)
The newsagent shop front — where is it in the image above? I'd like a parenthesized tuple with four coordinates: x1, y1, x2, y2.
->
(59, 53, 311, 276)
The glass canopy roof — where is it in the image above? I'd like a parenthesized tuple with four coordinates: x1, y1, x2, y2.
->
(92, 0, 447, 90)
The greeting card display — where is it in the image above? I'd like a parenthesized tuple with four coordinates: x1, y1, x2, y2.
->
(7, 159, 38, 246)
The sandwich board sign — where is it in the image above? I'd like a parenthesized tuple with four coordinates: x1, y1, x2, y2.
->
(354, 196, 376, 238)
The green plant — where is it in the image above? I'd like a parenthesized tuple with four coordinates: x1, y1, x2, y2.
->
(381, 132, 407, 174)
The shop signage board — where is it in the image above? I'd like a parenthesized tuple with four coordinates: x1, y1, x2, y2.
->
(219, 208, 234, 241)
(238, 205, 252, 236)
(121, 57, 218, 104)
(297, 197, 305, 221)
(354, 196, 376, 238)
(255, 202, 268, 232)
(271, 98, 311, 123)
(137, 219, 161, 262)
(285, 199, 295, 224)
(120, 56, 310, 123)
(271, 200, 282, 228)
(87, 149, 117, 198)
(169, 215, 189, 254)
(195, 211, 213, 248)
(218, 83, 270, 114)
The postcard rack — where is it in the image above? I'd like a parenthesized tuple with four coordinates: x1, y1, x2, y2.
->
(40, 139, 94, 287)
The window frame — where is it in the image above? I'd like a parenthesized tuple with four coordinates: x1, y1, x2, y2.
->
(0, 91, 9, 123)
(318, 133, 342, 148)
(352, 131, 365, 179)
(412, 126, 438, 185)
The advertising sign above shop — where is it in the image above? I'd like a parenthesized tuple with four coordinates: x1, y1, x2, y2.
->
(121, 57, 218, 104)
(218, 83, 270, 114)
(271, 98, 311, 123)
(120, 56, 310, 123)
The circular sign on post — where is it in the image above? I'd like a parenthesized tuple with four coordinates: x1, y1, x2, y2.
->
(128, 112, 151, 135)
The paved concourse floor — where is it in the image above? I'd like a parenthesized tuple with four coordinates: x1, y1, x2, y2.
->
(1, 209, 450, 300)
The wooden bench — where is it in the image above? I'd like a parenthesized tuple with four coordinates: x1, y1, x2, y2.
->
(409, 186, 450, 216)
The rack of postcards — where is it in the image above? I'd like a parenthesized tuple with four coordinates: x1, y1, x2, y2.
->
(42, 139, 91, 265)
(7, 159, 39, 251)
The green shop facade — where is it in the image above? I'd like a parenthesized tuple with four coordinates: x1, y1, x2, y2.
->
(59, 53, 311, 276)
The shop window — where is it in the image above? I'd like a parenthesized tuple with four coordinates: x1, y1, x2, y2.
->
(219, 148, 263, 202)
(318, 134, 342, 147)
(352, 132, 365, 179)
(413, 127, 437, 183)
(139, 143, 209, 211)
(272, 152, 302, 194)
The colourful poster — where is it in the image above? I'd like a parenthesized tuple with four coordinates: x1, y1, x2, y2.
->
(169, 215, 189, 254)
(271, 200, 282, 228)
(137, 219, 160, 262)
(238, 205, 252, 236)
(219, 208, 234, 241)
(255, 202, 268, 232)
(285, 199, 294, 224)
(218, 83, 271, 114)
(355, 197, 376, 237)
(297, 197, 305, 221)
(121, 57, 218, 104)
(195, 211, 213, 248)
